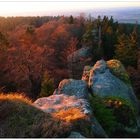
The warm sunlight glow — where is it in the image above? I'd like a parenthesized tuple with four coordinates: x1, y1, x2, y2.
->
(0, 1, 140, 16)
(0, 93, 32, 104)
(53, 108, 87, 122)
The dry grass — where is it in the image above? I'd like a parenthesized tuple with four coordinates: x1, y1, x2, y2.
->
(0, 93, 32, 104)
(0, 93, 71, 138)
(0, 93, 94, 138)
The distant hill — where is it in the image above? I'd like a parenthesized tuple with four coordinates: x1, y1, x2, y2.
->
(88, 7, 140, 24)
(60, 7, 140, 24)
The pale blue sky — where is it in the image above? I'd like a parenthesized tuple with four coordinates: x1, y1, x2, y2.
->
(0, 0, 140, 16)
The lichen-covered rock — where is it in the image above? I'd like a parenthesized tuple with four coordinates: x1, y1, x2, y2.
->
(34, 94, 107, 137)
(34, 94, 94, 137)
(107, 59, 131, 85)
(55, 79, 89, 99)
(89, 59, 139, 112)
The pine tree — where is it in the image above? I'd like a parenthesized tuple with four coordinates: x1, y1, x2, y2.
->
(68, 15, 74, 24)
(115, 29, 138, 67)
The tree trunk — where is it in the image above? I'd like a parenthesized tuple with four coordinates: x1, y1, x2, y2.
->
(29, 75, 41, 99)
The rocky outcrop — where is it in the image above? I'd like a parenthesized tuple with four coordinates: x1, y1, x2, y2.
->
(107, 59, 131, 85)
(53, 79, 89, 99)
(83, 59, 140, 137)
(67, 47, 93, 79)
(88, 59, 140, 112)
(34, 78, 108, 138)
(33, 59, 140, 138)
(34, 94, 91, 115)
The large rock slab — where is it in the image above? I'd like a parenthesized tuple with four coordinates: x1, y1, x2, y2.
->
(89, 59, 140, 112)
(107, 59, 131, 85)
(34, 94, 91, 115)
(34, 94, 107, 138)
(54, 79, 89, 99)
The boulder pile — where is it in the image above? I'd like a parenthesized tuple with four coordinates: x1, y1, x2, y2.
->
(34, 59, 140, 138)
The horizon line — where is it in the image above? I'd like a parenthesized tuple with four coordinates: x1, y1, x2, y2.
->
(0, 0, 140, 3)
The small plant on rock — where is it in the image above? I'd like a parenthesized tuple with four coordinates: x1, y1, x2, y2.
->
(89, 95, 117, 135)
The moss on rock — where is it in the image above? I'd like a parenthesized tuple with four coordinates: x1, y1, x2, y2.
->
(107, 59, 131, 85)
(89, 94, 138, 137)
(104, 96, 137, 125)
(89, 95, 117, 136)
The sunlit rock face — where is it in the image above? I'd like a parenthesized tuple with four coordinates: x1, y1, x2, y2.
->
(34, 78, 108, 138)
(33, 95, 96, 137)
(88, 59, 140, 112)
(34, 95, 94, 137)
(34, 94, 91, 115)
(82, 65, 92, 83)
(33, 59, 140, 138)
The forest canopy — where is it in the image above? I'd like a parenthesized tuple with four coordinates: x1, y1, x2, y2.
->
(0, 15, 139, 99)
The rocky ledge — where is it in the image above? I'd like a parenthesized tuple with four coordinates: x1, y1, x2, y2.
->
(33, 59, 140, 138)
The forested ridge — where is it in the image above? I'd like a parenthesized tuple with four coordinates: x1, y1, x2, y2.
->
(0, 15, 139, 100)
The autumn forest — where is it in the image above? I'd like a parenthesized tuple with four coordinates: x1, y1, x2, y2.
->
(0, 15, 139, 100)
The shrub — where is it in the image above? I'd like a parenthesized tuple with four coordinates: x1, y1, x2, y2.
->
(104, 96, 137, 137)
(39, 76, 55, 97)
(104, 96, 137, 124)
(0, 93, 71, 138)
(89, 95, 138, 137)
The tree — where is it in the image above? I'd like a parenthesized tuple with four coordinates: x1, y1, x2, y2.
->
(82, 21, 94, 45)
(68, 15, 74, 24)
(101, 16, 118, 60)
(115, 31, 138, 67)
(10, 28, 49, 98)
(5, 40, 55, 99)
(39, 72, 55, 97)
(0, 32, 9, 51)
(64, 37, 78, 57)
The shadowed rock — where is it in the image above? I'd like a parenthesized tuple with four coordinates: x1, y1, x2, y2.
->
(68, 131, 85, 138)
(67, 47, 93, 79)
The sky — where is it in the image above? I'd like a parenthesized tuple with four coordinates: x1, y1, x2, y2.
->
(0, 0, 140, 16)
